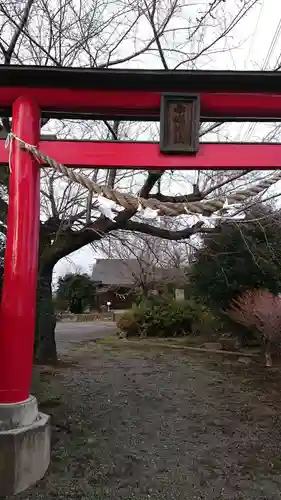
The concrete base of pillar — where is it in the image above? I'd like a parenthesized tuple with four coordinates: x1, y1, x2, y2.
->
(0, 396, 51, 496)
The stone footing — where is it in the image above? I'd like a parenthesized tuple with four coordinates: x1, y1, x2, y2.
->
(0, 396, 50, 496)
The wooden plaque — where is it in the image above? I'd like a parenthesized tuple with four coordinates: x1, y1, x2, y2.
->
(160, 93, 200, 154)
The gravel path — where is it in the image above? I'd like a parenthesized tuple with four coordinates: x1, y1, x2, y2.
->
(55, 321, 118, 354)
(15, 343, 281, 500)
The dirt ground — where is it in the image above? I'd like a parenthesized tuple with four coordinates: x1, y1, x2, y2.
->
(14, 340, 281, 500)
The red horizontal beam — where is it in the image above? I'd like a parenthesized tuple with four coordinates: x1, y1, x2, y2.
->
(0, 140, 280, 169)
(0, 87, 281, 120)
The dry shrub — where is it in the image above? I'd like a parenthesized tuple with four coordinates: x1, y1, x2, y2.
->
(226, 290, 281, 365)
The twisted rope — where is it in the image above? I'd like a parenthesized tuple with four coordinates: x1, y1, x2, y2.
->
(10, 134, 281, 216)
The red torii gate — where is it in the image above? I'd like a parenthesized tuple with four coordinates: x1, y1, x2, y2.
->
(1, 65, 281, 495)
(0, 66, 281, 407)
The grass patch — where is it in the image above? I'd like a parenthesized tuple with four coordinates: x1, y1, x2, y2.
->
(94, 337, 258, 360)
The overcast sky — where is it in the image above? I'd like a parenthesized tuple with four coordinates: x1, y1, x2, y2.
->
(53, 0, 281, 283)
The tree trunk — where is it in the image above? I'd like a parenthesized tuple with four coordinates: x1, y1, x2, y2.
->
(35, 265, 57, 364)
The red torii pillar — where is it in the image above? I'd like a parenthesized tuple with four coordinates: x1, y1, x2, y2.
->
(0, 96, 40, 404)
(0, 97, 50, 497)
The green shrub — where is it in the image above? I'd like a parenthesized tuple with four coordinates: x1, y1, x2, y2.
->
(190, 205, 281, 312)
(116, 296, 214, 338)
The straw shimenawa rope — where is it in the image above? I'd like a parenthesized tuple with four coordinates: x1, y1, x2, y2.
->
(12, 135, 281, 217)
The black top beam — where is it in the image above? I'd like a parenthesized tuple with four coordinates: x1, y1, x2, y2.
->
(0, 65, 281, 92)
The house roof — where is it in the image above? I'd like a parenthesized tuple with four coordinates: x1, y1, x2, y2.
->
(92, 259, 186, 287)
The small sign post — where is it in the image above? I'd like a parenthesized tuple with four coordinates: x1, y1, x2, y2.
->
(175, 289, 185, 301)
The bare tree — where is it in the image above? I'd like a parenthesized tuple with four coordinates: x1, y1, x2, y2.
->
(0, 0, 266, 362)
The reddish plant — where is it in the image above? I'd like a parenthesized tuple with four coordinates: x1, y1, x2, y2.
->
(226, 290, 281, 366)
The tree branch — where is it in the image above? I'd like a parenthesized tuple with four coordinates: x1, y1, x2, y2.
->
(142, 0, 170, 70)
(4, 0, 35, 64)
(123, 220, 218, 240)
(0, 3, 61, 66)
(148, 170, 252, 203)
(139, 171, 163, 198)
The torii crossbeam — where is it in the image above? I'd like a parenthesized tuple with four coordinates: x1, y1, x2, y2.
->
(0, 140, 280, 169)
